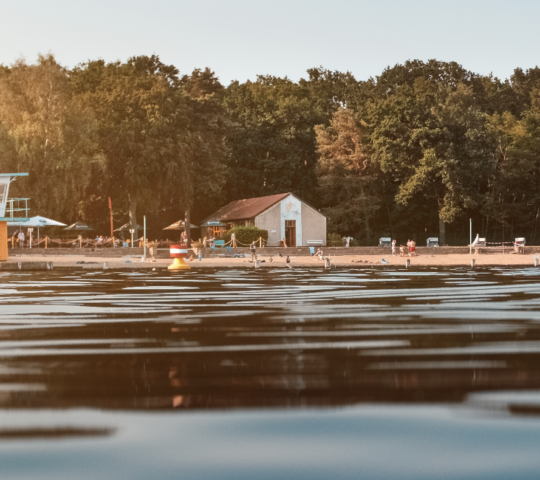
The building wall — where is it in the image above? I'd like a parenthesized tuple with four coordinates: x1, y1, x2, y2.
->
(301, 203, 327, 246)
(280, 194, 302, 246)
(255, 203, 281, 246)
(255, 194, 326, 247)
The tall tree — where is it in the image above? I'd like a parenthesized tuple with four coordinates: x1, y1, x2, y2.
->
(0, 54, 99, 220)
(315, 108, 379, 244)
(177, 68, 230, 238)
(70, 55, 191, 240)
(366, 62, 493, 245)
(223, 76, 322, 204)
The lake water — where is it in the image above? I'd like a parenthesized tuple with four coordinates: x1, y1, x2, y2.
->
(1, 267, 540, 479)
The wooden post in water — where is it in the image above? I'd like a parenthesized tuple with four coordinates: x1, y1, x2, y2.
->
(406, 259, 410, 268)
(535, 256, 539, 267)
(471, 259, 476, 268)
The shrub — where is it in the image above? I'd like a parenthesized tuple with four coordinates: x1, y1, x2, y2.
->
(223, 226, 269, 246)
(327, 233, 342, 247)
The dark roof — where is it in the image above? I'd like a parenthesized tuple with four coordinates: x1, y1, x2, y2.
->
(202, 192, 291, 223)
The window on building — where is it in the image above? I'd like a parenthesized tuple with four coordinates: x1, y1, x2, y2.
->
(213, 226, 221, 238)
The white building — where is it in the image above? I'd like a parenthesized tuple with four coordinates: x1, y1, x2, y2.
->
(200, 192, 327, 247)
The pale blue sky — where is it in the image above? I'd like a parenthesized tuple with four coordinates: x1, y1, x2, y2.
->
(1, 0, 539, 84)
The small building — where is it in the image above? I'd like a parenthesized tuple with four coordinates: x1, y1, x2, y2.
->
(200, 192, 327, 247)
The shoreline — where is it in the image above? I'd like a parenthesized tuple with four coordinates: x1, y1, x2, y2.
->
(1, 253, 539, 270)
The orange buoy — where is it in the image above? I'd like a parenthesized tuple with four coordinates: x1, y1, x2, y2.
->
(168, 244, 191, 270)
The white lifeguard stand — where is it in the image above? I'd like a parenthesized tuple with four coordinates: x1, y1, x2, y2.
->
(0, 173, 29, 261)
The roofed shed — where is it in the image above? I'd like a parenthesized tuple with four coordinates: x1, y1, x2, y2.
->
(201, 193, 327, 247)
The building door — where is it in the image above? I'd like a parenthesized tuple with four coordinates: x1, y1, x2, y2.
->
(285, 220, 296, 247)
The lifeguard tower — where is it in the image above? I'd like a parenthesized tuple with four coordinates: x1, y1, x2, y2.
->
(0, 173, 29, 261)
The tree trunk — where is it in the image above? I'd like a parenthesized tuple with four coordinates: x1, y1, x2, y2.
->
(438, 197, 446, 246)
(185, 210, 191, 248)
(128, 194, 139, 246)
(360, 181, 371, 245)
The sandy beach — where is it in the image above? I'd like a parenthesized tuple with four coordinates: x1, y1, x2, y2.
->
(5, 252, 539, 269)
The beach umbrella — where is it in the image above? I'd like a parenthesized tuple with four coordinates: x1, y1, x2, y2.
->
(113, 222, 141, 233)
(163, 220, 199, 230)
(9, 215, 67, 243)
(9, 215, 66, 228)
(64, 221, 95, 232)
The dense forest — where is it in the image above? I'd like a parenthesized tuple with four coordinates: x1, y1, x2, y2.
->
(1, 54, 540, 246)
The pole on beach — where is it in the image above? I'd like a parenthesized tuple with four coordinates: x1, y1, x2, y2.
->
(142, 216, 147, 263)
(470, 218, 472, 255)
(109, 197, 115, 248)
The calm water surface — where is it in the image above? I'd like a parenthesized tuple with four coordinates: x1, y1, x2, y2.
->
(1, 267, 540, 479)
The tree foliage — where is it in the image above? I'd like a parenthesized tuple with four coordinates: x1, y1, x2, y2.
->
(2, 55, 540, 245)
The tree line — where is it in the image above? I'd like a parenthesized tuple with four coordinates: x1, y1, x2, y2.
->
(1, 54, 540, 246)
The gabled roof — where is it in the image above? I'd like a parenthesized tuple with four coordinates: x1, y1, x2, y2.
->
(202, 192, 291, 223)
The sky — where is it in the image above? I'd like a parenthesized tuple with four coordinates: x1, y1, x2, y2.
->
(1, 0, 539, 85)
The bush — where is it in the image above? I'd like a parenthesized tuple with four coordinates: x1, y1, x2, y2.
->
(223, 226, 269, 246)
(327, 233, 342, 247)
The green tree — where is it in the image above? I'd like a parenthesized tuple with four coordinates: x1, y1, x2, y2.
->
(315, 108, 379, 244)
(0, 54, 99, 221)
(176, 68, 230, 244)
(70, 55, 191, 239)
(223, 76, 322, 205)
(366, 62, 493, 245)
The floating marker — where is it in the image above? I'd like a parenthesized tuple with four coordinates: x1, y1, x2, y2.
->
(168, 244, 191, 270)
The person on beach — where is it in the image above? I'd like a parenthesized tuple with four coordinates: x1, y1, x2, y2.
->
(392, 239, 396, 256)
(17, 230, 25, 248)
(409, 239, 416, 256)
(181, 231, 187, 244)
(400, 245, 405, 257)
(231, 232, 236, 248)
(286, 256, 292, 268)
(315, 248, 324, 260)
(250, 241, 257, 263)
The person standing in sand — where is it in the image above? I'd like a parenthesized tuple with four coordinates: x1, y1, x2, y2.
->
(250, 241, 257, 263)
(409, 239, 416, 257)
(400, 245, 405, 257)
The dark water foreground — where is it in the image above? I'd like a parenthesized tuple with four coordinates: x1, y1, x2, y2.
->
(1, 267, 540, 479)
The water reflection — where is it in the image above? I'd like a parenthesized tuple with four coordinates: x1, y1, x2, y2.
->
(3, 268, 540, 479)
(0, 267, 539, 415)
